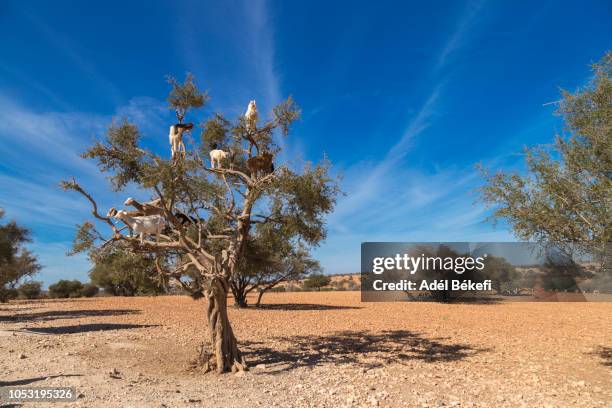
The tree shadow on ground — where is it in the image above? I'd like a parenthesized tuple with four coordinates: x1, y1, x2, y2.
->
(589, 346, 612, 366)
(0, 309, 140, 323)
(0, 374, 82, 387)
(242, 330, 490, 374)
(254, 303, 362, 311)
(0, 304, 43, 312)
(15, 323, 157, 335)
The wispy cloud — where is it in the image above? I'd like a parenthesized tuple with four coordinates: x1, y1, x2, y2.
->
(318, 1, 492, 273)
(22, 11, 123, 105)
(244, 0, 282, 109)
(0, 62, 73, 111)
(435, 0, 487, 72)
(0, 95, 171, 284)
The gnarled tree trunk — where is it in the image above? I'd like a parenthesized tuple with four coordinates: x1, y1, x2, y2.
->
(198, 277, 247, 373)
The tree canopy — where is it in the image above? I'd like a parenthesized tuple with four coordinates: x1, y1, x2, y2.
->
(0, 209, 41, 302)
(479, 52, 611, 269)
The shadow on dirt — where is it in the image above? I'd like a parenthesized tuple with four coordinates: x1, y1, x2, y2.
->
(243, 330, 490, 374)
(0, 374, 82, 387)
(590, 346, 612, 366)
(15, 323, 157, 335)
(0, 309, 140, 323)
(254, 303, 362, 311)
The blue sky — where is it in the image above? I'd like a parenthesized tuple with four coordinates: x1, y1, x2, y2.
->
(0, 0, 610, 286)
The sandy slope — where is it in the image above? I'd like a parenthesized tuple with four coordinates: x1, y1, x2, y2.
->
(1, 292, 610, 407)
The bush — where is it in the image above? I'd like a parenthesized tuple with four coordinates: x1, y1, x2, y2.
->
(79, 283, 99, 297)
(18, 281, 42, 299)
(89, 248, 166, 296)
(0, 287, 18, 302)
(48, 279, 84, 298)
(303, 274, 331, 291)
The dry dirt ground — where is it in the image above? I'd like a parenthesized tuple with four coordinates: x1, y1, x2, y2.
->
(1, 292, 611, 408)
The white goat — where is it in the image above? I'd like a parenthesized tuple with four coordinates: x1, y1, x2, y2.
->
(123, 197, 164, 216)
(169, 123, 193, 160)
(210, 149, 229, 169)
(245, 100, 258, 131)
(114, 210, 166, 244)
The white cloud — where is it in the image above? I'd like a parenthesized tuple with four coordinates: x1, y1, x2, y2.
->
(435, 0, 487, 71)
(0, 96, 171, 284)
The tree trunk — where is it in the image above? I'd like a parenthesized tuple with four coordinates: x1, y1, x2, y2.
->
(232, 289, 248, 308)
(255, 288, 264, 307)
(198, 278, 247, 373)
(229, 280, 249, 308)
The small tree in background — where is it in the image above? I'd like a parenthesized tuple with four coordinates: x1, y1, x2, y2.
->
(88, 243, 166, 296)
(303, 273, 331, 291)
(17, 281, 43, 299)
(63, 73, 339, 373)
(0, 209, 41, 302)
(80, 283, 100, 297)
(48, 279, 84, 298)
(479, 52, 611, 272)
(229, 223, 321, 307)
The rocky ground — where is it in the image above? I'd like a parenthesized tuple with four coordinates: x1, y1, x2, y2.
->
(0, 292, 610, 407)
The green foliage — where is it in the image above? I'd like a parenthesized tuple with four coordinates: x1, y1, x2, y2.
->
(303, 273, 331, 290)
(272, 96, 301, 135)
(69, 222, 100, 255)
(479, 52, 611, 267)
(266, 160, 340, 245)
(201, 113, 231, 150)
(89, 244, 166, 296)
(81, 120, 146, 190)
(0, 209, 41, 302)
(48, 280, 84, 298)
(18, 281, 43, 299)
(166, 72, 209, 122)
(230, 209, 323, 306)
(65, 73, 339, 314)
(0, 287, 18, 302)
(480, 254, 519, 292)
(79, 283, 99, 297)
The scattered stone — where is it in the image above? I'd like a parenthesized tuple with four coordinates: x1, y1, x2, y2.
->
(18, 353, 26, 359)
(109, 368, 122, 379)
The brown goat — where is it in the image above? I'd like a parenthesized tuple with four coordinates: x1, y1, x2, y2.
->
(246, 153, 274, 178)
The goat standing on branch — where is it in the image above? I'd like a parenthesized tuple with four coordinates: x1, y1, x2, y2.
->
(244, 100, 260, 154)
(246, 152, 274, 179)
(169, 123, 193, 160)
(113, 210, 166, 244)
(245, 100, 258, 131)
(62, 75, 338, 375)
(209, 149, 229, 169)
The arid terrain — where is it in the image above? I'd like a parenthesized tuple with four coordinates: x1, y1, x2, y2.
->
(1, 292, 611, 407)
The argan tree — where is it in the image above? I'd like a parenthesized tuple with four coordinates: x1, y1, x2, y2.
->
(89, 243, 167, 296)
(303, 273, 331, 291)
(0, 209, 41, 302)
(479, 52, 611, 270)
(229, 222, 321, 307)
(62, 74, 339, 373)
